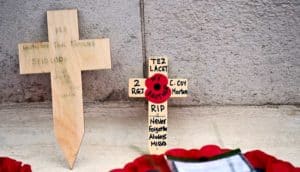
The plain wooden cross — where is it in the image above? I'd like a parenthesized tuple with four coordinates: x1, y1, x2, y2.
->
(18, 9, 111, 168)
(129, 56, 188, 154)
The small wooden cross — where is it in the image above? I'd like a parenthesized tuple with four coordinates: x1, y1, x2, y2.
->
(18, 9, 111, 168)
(129, 56, 188, 154)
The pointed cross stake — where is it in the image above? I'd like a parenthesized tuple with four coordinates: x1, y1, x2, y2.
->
(18, 9, 111, 168)
(129, 56, 188, 154)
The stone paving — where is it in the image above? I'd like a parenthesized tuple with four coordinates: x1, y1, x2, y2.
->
(0, 102, 299, 171)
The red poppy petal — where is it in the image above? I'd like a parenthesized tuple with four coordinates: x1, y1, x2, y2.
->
(244, 150, 300, 171)
(268, 161, 295, 172)
(145, 86, 171, 103)
(165, 148, 188, 158)
(244, 150, 270, 169)
(124, 162, 138, 172)
(21, 165, 33, 172)
(0, 157, 32, 172)
(199, 145, 225, 158)
(156, 73, 168, 85)
(145, 77, 154, 89)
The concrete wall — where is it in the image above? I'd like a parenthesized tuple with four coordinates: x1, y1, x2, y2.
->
(0, 0, 299, 105)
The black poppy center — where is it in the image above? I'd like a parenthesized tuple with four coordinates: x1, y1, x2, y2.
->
(154, 83, 161, 91)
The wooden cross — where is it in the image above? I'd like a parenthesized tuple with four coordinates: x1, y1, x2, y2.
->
(129, 56, 188, 154)
(18, 9, 111, 168)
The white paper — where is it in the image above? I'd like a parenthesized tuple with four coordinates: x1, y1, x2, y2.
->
(169, 154, 253, 172)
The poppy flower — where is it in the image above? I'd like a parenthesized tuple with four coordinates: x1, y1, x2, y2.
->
(0, 157, 31, 172)
(145, 73, 171, 103)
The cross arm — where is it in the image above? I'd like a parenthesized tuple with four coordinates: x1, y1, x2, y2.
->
(18, 42, 52, 74)
(128, 78, 146, 97)
(74, 38, 111, 71)
(169, 79, 188, 97)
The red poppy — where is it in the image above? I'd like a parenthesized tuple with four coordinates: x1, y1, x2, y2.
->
(0, 157, 31, 172)
(145, 73, 171, 103)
